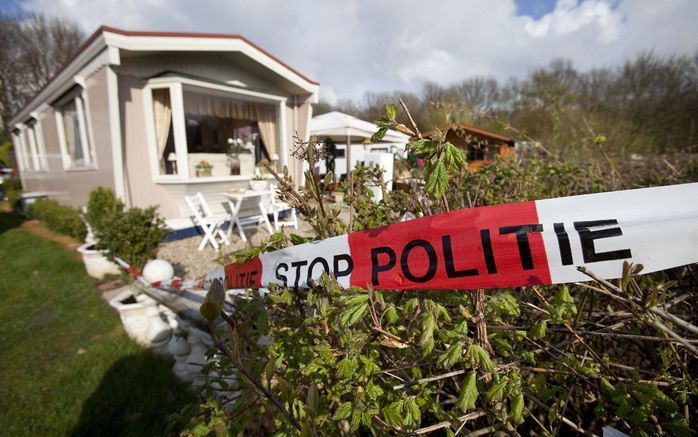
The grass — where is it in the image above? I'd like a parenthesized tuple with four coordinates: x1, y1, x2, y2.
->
(0, 209, 195, 436)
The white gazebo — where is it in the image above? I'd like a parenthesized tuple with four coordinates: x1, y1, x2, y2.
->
(308, 111, 410, 189)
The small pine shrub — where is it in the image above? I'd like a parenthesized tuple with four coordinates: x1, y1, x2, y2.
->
(85, 187, 124, 235)
(27, 198, 86, 241)
(96, 206, 169, 270)
(85, 187, 169, 269)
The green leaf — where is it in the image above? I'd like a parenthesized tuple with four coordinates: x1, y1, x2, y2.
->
(425, 159, 448, 197)
(454, 320, 468, 335)
(419, 313, 436, 352)
(478, 347, 495, 372)
(339, 294, 370, 326)
(404, 298, 419, 316)
(466, 344, 495, 372)
(486, 379, 507, 403)
(509, 393, 525, 425)
(382, 400, 404, 427)
(458, 372, 479, 412)
(438, 342, 463, 369)
(442, 142, 465, 171)
(366, 381, 384, 401)
(553, 285, 577, 320)
(530, 319, 548, 340)
(408, 138, 435, 156)
(385, 305, 399, 324)
(200, 279, 225, 322)
(199, 301, 221, 323)
(205, 279, 225, 307)
(306, 383, 319, 415)
(372, 127, 389, 142)
(384, 103, 398, 120)
(404, 397, 421, 427)
(333, 402, 353, 420)
(351, 407, 362, 431)
(336, 357, 358, 378)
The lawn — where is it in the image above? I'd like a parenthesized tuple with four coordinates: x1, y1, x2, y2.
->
(0, 209, 195, 436)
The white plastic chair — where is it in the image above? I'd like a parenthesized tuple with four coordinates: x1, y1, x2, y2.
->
(268, 185, 298, 231)
(184, 193, 230, 251)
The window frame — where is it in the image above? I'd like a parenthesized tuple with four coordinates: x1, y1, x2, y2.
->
(143, 76, 287, 184)
(11, 128, 30, 172)
(26, 118, 48, 171)
(54, 91, 97, 171)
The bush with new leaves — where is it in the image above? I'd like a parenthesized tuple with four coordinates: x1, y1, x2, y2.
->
(180, 104, 696, 436)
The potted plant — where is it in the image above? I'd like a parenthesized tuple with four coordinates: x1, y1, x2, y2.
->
(195, 160, 213, 177)
(249, 163, 268, 191)
(227, 138, 254, 175)
(79, 188, 122, 278)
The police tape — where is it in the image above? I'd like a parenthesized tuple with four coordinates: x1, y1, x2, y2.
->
(121, 183, 698, 292)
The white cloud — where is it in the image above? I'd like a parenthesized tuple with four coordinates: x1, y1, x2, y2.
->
(523, 0, 622, 42)
(19, 0, 698, 102)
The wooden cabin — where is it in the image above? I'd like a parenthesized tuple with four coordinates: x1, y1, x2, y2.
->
(422, 123, 515, 170)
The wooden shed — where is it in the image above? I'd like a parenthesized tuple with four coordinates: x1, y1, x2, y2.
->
(422, 123, 515, 170)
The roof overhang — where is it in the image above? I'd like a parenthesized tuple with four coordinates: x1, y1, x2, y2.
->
(10, 25, 319, 126)
(310, 111, 410, 144)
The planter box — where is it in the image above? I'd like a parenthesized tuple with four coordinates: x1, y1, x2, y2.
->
(77, 243, 120, 278)
(249, 179, 268, 191)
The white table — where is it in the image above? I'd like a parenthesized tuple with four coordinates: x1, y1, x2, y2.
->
(221, 190, 274, 242)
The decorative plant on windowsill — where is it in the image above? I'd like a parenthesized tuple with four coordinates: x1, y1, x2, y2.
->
(249, 160, 269, 191)
(227, 138, 253, 176)
(195, 160, 213, 177)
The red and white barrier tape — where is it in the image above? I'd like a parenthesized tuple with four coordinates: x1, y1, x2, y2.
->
(121, 183, 698, 292)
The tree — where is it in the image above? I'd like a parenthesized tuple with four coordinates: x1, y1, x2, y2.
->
(0, 12, 83, 131)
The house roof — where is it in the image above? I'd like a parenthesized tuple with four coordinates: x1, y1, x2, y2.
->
(421, 123, 515, 146)
(10, 25, 319, 126)
(310, 111, 410, 144)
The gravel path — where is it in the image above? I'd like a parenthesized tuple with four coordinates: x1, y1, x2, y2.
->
(157, 218, 316, 279)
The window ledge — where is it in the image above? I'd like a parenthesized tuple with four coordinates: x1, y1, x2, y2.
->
(64, 166, 98, 172)
(154, 175, 259, 185)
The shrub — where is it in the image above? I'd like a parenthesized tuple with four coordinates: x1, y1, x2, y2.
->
(3, 174, 23, 210)
(94, 204, 169, 270)
(182, 105, 696, 437)
(85, 187, 124, 236)
(27, 198, 86, 241)
(84, 187, 169, 270)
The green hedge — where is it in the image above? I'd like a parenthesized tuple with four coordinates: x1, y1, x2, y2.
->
(27, 198, 86, 241)
(86, 188, 169, 270)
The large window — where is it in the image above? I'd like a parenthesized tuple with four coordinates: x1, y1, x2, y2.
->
(56, 93, 95, 169)
(26, 119, 48, 171)
(146, 81, 282, 181)
(182, 89, 276, 178)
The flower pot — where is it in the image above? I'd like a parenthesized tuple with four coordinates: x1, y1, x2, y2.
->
(77, 242, 120, 278)
(109, 288, 151, 345)
(334, 191, 345, 207)
(196, 169, 212, 177)
(249, 179, 268, 191)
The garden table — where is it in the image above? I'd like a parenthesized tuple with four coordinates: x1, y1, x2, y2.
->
(221, 190, 274, 242)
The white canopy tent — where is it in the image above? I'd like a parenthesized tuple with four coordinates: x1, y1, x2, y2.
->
(309, 111, 410, 188)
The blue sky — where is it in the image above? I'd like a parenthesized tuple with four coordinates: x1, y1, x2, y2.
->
(4, 0, 697, 104)
(515, 0, 559, 19)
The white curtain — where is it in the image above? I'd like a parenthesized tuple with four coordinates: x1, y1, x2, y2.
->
(61, 100, 83, 163)
(257, 105, 277, 158)
(183, 90, 277, 157)
(152, 89, 172, 171)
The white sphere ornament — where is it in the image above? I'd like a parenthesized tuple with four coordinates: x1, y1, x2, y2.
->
(142, 259, 175, 283)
